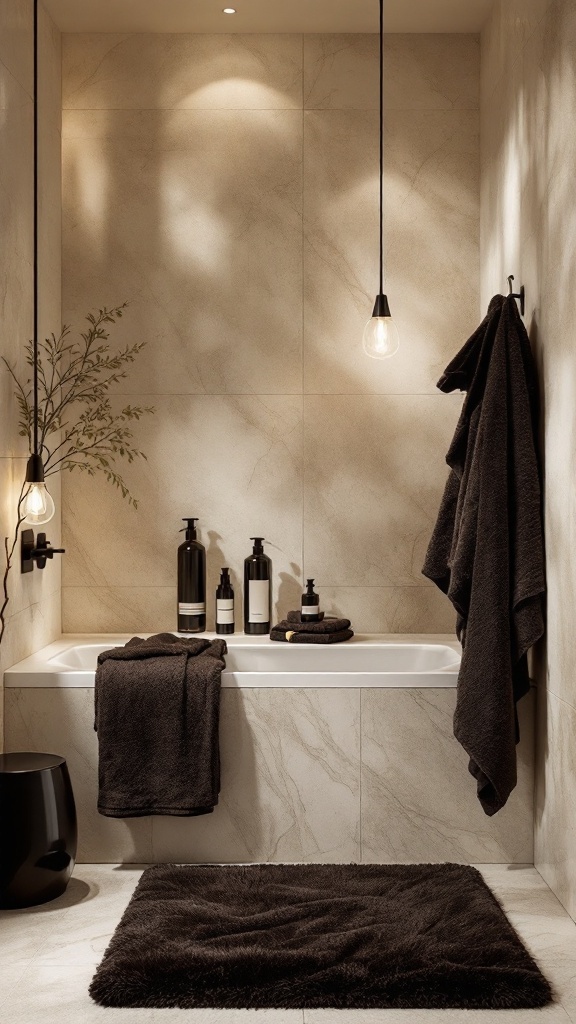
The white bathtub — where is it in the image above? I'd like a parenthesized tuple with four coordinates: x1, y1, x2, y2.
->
(4, 633, 460, 688)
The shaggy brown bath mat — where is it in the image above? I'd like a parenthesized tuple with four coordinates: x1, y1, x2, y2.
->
(90, 863, 552, 1010)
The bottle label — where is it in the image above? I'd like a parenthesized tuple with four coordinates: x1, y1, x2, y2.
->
(301, 605, 319, 617)
(248, 580, 270, 623)
(179, 602, 205, 615)
(216, 599, 234, 624)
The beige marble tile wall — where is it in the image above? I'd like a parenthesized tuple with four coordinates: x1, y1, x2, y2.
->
(4, 685, 534, 863)
(61, 33, 479, 634)
(481, 0, 576, 918)
(0, 1, 62, 742)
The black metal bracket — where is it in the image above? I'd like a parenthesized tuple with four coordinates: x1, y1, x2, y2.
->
(21, 529, 35, 573)
(508, 275, 525, 316)
(21, 530, 65, 573)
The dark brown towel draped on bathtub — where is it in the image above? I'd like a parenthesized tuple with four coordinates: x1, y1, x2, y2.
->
(422, 295, 545, 815)
(95, 633, 226, 818)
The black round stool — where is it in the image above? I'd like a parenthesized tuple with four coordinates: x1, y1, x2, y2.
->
(0, 752, 77, 909)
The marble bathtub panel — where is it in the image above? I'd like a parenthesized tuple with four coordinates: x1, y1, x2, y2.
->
(303, 34, 480, 111)
(4, 689, 153, 863)
(303, 109, 479, 395)
(152, 688, 361, 865)
(62, 109, 302, 396)
(0, 0, 32, 96)
(535, 688, 576, 921)
(314, 586, 456, 634)
(62, 33, 303, 110)
(61, 393, 303, 628)
(303, 394, 462, 589)
(361, 688, 534, 863)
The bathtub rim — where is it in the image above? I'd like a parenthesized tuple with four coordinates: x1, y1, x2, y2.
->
(3, 633, 461, 689)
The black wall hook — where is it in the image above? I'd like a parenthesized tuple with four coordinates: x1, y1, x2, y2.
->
(507, 275, 525, 316)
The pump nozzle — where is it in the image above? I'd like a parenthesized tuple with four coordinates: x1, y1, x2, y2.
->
(250, 537, 265, 555)
(180, 518, 199, 539)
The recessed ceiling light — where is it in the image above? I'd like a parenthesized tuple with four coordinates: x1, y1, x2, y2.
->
(223, 7, 236, 12)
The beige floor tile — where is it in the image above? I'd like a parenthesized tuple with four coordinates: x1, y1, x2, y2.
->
(3, 865, 575, 1023)
(8, 965, 304, 1023)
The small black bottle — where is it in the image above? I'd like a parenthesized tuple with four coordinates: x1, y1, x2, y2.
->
(301, 579, 320, 622)
(216, 567, 235, 635)
(244, 537, 271, 635)
(177, 518, 206, 633)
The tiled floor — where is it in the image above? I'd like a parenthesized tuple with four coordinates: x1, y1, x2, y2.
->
(1, 865, 575, 1023)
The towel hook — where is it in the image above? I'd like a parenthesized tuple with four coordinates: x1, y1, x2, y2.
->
(507, 275, 525, 316)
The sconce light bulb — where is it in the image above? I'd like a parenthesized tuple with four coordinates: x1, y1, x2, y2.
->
(23, 481, 55, 526)
(362, 312, 400, 360)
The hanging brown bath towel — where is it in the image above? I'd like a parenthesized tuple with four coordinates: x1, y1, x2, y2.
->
(422, 295, 545, 815)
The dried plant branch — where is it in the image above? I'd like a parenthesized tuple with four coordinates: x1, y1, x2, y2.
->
(0, 484, 26, 648)
(1, 304, 154, 649)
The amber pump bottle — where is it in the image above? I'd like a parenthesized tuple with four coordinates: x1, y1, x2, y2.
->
(177, 518, 206, 633)
(301, 579, 320, 622)
(216, 568, 235, 635)
(244, 537, 271, 635)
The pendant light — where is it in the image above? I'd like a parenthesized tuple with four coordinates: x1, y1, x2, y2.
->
(23, 0, 55, 527)
(362, 0, 400, 360)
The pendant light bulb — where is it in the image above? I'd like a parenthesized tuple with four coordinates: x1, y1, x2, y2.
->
(362, 293, 400, 360)
(23, 481, 55, 526)
(23, 454, 55, 526)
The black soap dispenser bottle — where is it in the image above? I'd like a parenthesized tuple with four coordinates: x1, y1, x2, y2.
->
(177, 518, 206, 633)
(244, 537, 271, 635)
(301, 579, 320, 622)
(216, 567, 235, 635)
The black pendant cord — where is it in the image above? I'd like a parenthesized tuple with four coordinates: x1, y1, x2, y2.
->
(379, 0, 383, 296)
(33, 0, 39, 459)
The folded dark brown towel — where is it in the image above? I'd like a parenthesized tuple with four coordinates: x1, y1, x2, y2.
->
(287, 609, 325, 623)
(278, 616, 351, 634)
(95, 633, 226, 818)
(423, 295, 545, 816)
(271, 617, 354, 643)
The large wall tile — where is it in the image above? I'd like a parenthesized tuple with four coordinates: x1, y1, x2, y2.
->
(4, 688, 153, 862)
(303, 109, 479, 394)
(535, 688, 576, 920)
(61, 587, 176, 634)
(152, 688, 361, 864)
(0, 0, 32, 96)
(62, 394, 303, 629)
(304, 34, 479, 111)
(315, 586, 456, 634)
(62, 109, 302, 396)
(361, 688, 535, 863)
(62, 34, 303, 110)
(0, 64, 33, 459)
(303, 394, 462, 588)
